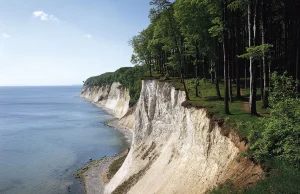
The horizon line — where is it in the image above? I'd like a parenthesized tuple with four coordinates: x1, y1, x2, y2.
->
(0, 84, 83, 87)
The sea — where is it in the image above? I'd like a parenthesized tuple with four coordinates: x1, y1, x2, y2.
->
(0, 86, 126, 194)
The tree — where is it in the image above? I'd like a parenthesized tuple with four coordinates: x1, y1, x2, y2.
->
(127, 0, 300, 117)
(130, 27, 154, 77)
(174, 0, 221, 98)
(250, 72, 300, 167)
(151, 0, 190, 100)
(222, 0, 230, 114)
(239, 44, 273, 112)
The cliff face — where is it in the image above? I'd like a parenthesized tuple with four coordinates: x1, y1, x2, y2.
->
(81, 80, 264, 194)
(80, 82, 130, 119)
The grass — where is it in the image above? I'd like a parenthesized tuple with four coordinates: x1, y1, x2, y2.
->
(165, 77, 270, 139)
(164, 78, 299, 194)
(209, 159, 300, 194)
(107, 153, 128, 180)
(210, 180, 237, 194)
(242, 160, 300, 194)
(112, 164, 149, 194)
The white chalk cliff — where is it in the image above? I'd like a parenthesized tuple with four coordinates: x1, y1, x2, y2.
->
(81, 82, 130, 119)
(81, 80, 264, 194)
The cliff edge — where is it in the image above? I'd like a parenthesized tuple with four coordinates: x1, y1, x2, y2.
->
(81, 80, 264, 194)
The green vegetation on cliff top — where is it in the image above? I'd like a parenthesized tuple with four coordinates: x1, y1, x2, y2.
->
(84, 66, 148, 107)
(83, 0, 300, 192)
(83, 70, 300, 193)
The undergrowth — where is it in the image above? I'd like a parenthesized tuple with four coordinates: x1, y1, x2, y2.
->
(107, 153, 128, 180)
(210, 159, 300, 194)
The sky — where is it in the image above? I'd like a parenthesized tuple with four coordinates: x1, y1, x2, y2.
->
(0, 0, 151, 86)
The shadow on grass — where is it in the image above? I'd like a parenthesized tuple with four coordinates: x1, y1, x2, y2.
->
(205, 97, 224, 101)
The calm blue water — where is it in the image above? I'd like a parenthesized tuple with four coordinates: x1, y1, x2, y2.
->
(0, 86, 126, 194)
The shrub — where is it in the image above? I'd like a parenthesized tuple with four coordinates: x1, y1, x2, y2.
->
(83, 66, 148, 107)
(249, 72, 300, 167)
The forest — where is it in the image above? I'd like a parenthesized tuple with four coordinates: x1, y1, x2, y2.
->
(129, 0, 300, 115)
(84, 0, 300, 192)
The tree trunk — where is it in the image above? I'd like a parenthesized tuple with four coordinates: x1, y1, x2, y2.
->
(181, 68, 190, 100)
(229, 58, 233, 102)
(215, 76, 222, 100)
(262, 0, 269, 108)
(215, 41, 222, 99)
(211, 59, 214, 83)
(214, 59, 222, 99)
(195, 43, 200, 78)
(196, 78, 199, 97)
(165, 8, 189, 100)
(296, 22, 299, 92)
(235, 19, 241, 98)
(260, 61, 264, 101)
(249, 0, 258, 115)
(284, 0, 288, 71)
(222, 0, 230, 114)
(228, 27, 233, 103)
(202, 56, 206, 79)
(296, 13, 300, 92)
(245, 60, 247, 89)
(244, 26, 247, 90)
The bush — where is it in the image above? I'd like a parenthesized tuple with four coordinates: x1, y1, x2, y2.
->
(249, 72, 300, 167)
(250, 98, 300, 167)
(83, 66, 148, 107)
(243, 160, 300, 194)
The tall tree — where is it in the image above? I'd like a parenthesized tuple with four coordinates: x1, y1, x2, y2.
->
(174, 0, 221, 97)
(261, 0, 269, 108)
(222, 0, 230, 114)
(130, 27, 154, 77)
(151, 0, 190, 100)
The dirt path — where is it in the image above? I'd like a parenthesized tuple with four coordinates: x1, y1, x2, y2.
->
(240, 89, 270, 117)
(242, 101, 249, 112)
(240, 88, 249, 112)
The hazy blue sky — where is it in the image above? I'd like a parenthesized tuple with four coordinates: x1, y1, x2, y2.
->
(0, 0, 151, 86)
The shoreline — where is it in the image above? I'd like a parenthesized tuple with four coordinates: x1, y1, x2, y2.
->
(75, 98, 133, 194)
(74, 149, 129, 194)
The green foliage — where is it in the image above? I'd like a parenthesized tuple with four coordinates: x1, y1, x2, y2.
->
(210, 159, 300, 194)
(130, 28, 153, 68)
(107, 153, 128, 180)
(269, 71, 298, 105)
(208, 18, 222, 39)
(174, 0, 211, 46)
(249, 72, 300, 167)
(238, 44, 273, 61)
(84, 0, 299, 190)
(84, 66, 148, 107)
(227, 0, 242, 10)
(210, 180, 238, 194)
(163, 73, 300, 193)
(243, 160, 300, 194)
(84, 72, 115, 86)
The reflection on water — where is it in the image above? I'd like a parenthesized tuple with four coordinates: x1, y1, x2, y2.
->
(0, 86, 126, 194)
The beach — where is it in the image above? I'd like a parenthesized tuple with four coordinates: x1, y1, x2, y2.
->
(75, 117, 133, 194)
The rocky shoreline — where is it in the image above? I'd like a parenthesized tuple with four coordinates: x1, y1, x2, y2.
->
(75, 93, 133, 194)
(74, 148, 129, 194)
